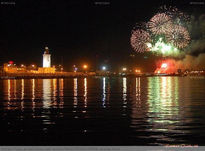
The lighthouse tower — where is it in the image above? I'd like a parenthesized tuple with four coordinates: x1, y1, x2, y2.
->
(43, 46, 51, 67)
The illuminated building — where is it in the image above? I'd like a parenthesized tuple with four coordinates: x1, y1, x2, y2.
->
(2, 46, 56, 74)
(38, 67, 55, 73)
(43, 47, 51, 67)
(38, 46, 56, 73)
(3, 63, 18, 73)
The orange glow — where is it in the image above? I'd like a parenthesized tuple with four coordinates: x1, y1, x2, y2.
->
(135, 69, 141, 73)
(83, 65, 88, 69)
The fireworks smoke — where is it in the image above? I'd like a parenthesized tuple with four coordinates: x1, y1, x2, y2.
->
(187, 14, 205, 54)
(131, 5, 205, 72)
(155, 54, 205, 73)
(131, 5, 191, 56)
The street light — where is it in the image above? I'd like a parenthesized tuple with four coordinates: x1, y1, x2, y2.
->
(122, 67, 127, 71)
(73, 65, 78, 72)
(102, 66, 106, 71)
(135, 69, 141, 73)
(83, 64, 88, 69)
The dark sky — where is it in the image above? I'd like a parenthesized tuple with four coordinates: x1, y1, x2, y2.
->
(0, 0, 204, 71)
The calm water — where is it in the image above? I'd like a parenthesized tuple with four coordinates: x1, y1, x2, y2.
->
(0, 76, 205, 145)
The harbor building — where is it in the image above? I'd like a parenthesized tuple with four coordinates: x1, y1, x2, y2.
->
(38, 47, 55, 73)
(43, 46, 51, 67)
(2, 47, 56, 74)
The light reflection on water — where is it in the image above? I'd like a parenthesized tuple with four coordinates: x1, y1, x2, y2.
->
(136, 77, 141, 105)
(1, 77, 205, 145)
(102, 77, 106, 108)
(73, 78, 78, 107)
(84, 78, 87, 109)
(147, 77, 179, 120)
(43, 79, 52, 109)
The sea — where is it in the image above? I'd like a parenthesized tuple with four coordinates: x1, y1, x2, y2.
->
(0, 76, 205, 145)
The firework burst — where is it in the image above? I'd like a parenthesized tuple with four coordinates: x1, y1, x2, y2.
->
(166, 25, 190, 48)
(159, 5, 190, 25)
(131, 5, 191, 56)
(130, 29, 151, 52)
(147, 13, 173, 35)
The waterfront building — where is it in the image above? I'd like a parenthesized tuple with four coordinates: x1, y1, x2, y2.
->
(38, 46, 56, 73)
(43, 46, 51, 68)
(2, 47, 56, 74)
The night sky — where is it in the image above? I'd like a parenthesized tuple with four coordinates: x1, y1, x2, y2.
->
(0, 0, 204, 71)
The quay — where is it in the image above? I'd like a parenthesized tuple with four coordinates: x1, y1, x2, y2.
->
(0, 72, 190, 79)
(0, 72, 96, 79)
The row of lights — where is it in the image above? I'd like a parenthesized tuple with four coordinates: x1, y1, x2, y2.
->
(122, 67, 141, 73)
(21, 64, 36, 67)
(78, 64, 141, 73)
(7, 63, 36, 68)
(8, 61, 141, 73)
(75, 64, 107, 71)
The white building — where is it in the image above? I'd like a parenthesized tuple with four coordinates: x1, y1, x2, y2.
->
(43, 46, 51, 67)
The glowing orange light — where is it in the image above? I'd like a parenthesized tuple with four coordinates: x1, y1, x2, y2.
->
(135, 69, 141, 73)
(83, 65, 88, 69)
(161, 63, 168, 68)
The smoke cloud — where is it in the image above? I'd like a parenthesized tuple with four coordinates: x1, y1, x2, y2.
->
(176, 53, 205, 70)
(155, 53, 205, 73)
(187, 14, 205, 54)
(156, 14, 205, 73)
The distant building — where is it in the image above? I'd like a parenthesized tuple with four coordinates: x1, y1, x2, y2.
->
(3, 63, 18, 73)
(38, 46, 56, 73)
(43, 47, 51, 68)
(3, 63, 36, 73)
(2, 46, 56, 74)
(38, 67, 55, 73)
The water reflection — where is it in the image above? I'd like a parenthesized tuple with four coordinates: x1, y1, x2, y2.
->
(31, 79, 35, 111)
(122, 77, 127, 101)
(130, 77, 144, 124)
(122, 77, 127, 108)
(43, 79, 52, 109)
(84, 78, 87, 109)
(102, 77, 106, 108)
(73, 78, 78, 107)
(107, 79, 110, 104)
(59, 78, 64, 108)
(31, 79, 35, 101)
(7, 79, 11, 101)
(14, 79, 16, 99)
(52, 79, 57, 101)
(21, 79, 24, 110)
(21, 79, 24, 100)
(1, 77, 205, 145)
(7, 80, 11, 110)
(147, 77, 179, 132)
(136, 78, 141, 105)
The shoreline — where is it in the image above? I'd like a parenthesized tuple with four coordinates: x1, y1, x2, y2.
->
(0, 74, 199, 79)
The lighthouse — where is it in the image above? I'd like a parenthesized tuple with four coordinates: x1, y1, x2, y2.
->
(43, 46, 51, 67)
